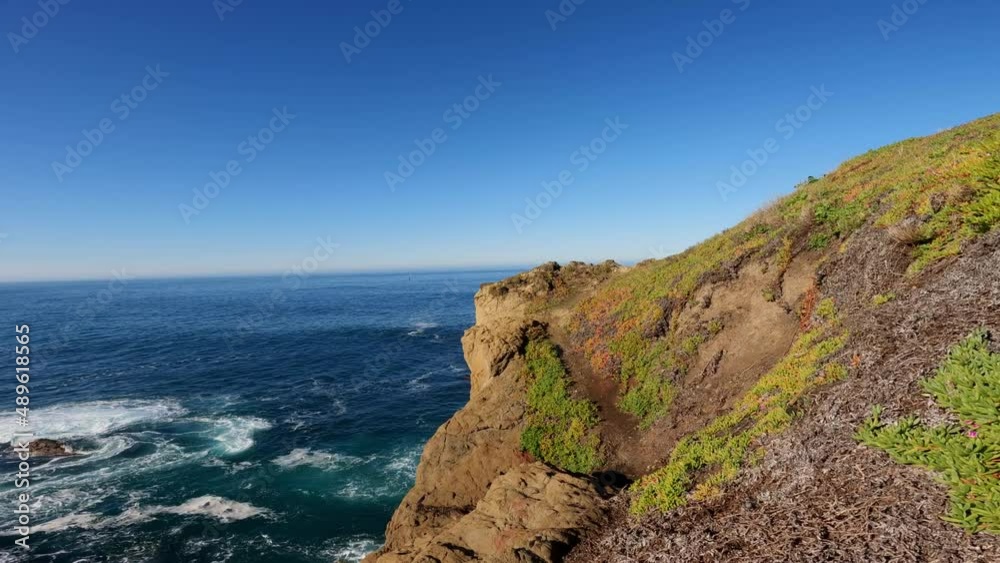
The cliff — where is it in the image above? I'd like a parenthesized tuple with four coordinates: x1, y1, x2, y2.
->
(367, 113, 1000, 562)
(364, 262, 618, 562)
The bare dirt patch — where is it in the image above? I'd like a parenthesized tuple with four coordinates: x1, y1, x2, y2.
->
(631, 260, 803, 475)
(548, 324, 647, 477)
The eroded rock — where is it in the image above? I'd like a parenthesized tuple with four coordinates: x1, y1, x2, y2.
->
(371, 463, 605, 563)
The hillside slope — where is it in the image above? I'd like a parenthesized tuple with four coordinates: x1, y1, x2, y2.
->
(366, 112, 1000, 562)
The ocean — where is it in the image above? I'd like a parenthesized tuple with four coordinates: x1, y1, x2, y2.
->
(0, 270, 514, 562)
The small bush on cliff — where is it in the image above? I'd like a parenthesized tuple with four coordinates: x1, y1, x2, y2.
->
(629, 303, 847, 515)
(857, 331, 1000, 534)
(521, 339, 603, 474)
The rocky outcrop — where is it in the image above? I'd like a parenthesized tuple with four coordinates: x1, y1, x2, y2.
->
(462, 321, 538, 398)
(1, 438, 75, 458)
(365, 264, 613, 563)
(373, 464, 606, 563)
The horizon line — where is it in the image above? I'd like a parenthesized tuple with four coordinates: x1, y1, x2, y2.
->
(0, 259, 644, 285)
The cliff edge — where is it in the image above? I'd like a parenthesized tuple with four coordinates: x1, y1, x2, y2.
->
(365, 262, 618, 562)
(368, 113, 1000, 562)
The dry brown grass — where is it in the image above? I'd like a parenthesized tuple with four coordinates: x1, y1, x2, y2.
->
(886, 217, 929, 246)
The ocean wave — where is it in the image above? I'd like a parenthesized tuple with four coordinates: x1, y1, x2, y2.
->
(385, 444, 419, 471)
(406, 321, 439, 336)
(322, 536, 382, 562)
(35, 435, 136, 471)
(147, 495, 272, 523)
(272, 448, 368, 471)
(190, 416, 272, 455)
(332, 445, 422, 500)
(406, 373, 431, 392)
(28, 495, 272, 535)
(31, 512, 101, 533)
(0, 414, 277, 532)
(0, 398, 186, 442)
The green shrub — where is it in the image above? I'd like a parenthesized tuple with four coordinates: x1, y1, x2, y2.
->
(681, 334, 704, 355)
(871, 293, 896, 306)
(521, 339, 604, 474)
(808, 233, 831, 250)
(816, 297, 837, 320)
(619, 375, 676, 430)
(857, 331, 1000, 534)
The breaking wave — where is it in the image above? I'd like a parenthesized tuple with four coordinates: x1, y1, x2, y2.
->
(0, 399, 186, 443)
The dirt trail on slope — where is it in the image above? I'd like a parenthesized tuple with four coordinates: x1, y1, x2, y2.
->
(548, 325, 649, 478)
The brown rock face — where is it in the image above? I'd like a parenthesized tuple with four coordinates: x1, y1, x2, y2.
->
(365, 264, 611, 563)
(373, 464, 605, 563)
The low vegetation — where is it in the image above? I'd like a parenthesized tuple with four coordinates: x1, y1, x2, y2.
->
(871, 292, 896, 306)
(629, 301, 848, 515)
(520, 339, 604, 474)
(857, 331, 1000, 534)
(569, 114, 1000, 429)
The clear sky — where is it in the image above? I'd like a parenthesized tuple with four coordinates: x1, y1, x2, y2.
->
(2, 0, 999, 282)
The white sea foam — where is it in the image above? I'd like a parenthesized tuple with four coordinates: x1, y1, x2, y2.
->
(407, 321, 438, 336)
(158, 495, 272, 522)
(406, 373, 431, 392)
(32, 512, 101, 533)
(386, 446, 421, 476)
(0, 412, 278, 533)
(272, 448, 367, 471)
(28, 496, 270, 534)
(333, 445, 422, 500)
(0, 399, 186, 442)
(191, 416, 272, 455)
(35, 435, 135, 471)
(322, 536, 382, 562)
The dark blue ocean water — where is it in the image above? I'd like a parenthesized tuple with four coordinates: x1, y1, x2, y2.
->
(0, 271, 513, 562)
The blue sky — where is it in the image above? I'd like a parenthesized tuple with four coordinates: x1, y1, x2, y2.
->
(2, 0, 999, 281)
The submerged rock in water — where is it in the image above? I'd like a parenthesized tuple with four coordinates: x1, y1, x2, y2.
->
(2, 438, 76, 458)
